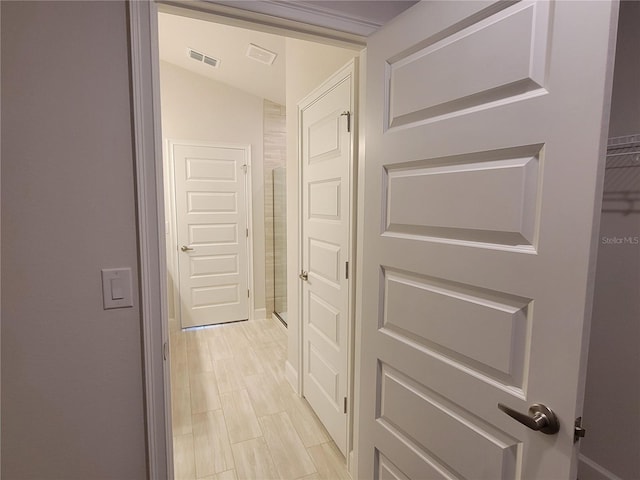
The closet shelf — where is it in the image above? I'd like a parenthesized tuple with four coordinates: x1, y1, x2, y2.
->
(603, 134, 640, 214)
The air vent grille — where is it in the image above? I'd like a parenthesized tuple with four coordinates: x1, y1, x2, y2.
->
(188, 49, 203, 62)
(203, 55, 219, 67)
(246, 43, 277, 66)
(187, 48, 220, 68)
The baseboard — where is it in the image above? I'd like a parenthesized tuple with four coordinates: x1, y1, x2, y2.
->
(348, 450, 355, 478)
(168, 317, 178, 332)
(285, 360, 299, 394)
(578, 454, 624, 480)
(253, 308, 266, 320)
(272, 312, 287, 331)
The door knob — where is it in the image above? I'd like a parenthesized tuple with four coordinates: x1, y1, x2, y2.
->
(180, 245, 194, 252)
(299, 271, 308, 281)
(498, 403, 560, 435)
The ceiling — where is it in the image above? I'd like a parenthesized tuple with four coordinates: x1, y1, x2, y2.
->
(209, 1, 419, 36)
(158, 2, 418, 104)
(158, 12, 287, 104)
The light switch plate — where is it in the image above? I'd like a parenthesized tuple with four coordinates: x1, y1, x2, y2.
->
(101, 268, 133, 309)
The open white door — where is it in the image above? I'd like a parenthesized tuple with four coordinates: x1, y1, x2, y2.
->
(300, 63, 354, 455)
(357, 1, 617, 479)
(171, 142, 251, 328)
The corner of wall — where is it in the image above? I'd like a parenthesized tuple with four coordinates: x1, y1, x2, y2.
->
(285, 360, 299, 394)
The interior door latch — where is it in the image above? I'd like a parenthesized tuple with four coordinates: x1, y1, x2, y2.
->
(574, 417, 586, 442)
(341, 111, 351, 133)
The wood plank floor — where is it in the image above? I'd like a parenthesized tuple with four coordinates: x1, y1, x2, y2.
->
(169, 316, 350, 480)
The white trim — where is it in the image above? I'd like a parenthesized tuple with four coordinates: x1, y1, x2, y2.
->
(578, 454, 624, 480)
(351, 47, 367, 480)
(165, 140, 255, 328)
(128, 2, 171, 479)
(163, 139, 180, 330)
(346, 58, 360, 471)
(253, 308, 267, 320)
(298, 59, 357, 462)
(285, 360, 299, 393)
(244, 147, 257, 322)
(157, 0, 365, 49)
(211, 0, 381, 37)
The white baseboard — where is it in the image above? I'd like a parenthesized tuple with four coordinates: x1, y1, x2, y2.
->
(253, 308, 266, 320)
(272, 312, 287, 332)
(578, 454, 624, 480)
(348, 450, 355, 478)
(285, 361, 299, 394)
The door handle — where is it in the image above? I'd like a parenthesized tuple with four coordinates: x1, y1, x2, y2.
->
(180, 245, 194, 252)
(498, 403, 560, 435)
(299, 271, 308, 281)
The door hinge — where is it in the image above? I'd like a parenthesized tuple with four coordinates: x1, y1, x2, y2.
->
(248, 289, 250, 298)
(163, 341, 168, 361)
(242, 164, 248, 174)
(345, 261, 349, 279)
(343, 397, 347, 414)
(246, 228, 249, 238)
(574, 417, 586, 442)
(341, 111, 351, 133)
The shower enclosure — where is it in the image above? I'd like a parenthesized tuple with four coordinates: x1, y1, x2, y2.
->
(272, 167, 287, 325)
(264, 99, 287, 325)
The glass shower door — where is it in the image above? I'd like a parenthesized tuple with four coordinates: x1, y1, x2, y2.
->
(272, 167, 287, 325)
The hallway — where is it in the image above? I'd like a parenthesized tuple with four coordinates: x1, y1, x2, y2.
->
(170, 316, 350, 479)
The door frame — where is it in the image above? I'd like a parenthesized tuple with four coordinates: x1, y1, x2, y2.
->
(128, 1, 366, 478)
(297, 59, 358, 460)
(165, 140, 256, 327)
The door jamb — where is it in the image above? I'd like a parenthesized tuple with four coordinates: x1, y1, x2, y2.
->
(165, 140, 255, 327)
(128, 2, 365, 478)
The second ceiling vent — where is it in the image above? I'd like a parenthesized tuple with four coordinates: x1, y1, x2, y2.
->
(187, 48, 220, 68)
(246, 43, 277, 66)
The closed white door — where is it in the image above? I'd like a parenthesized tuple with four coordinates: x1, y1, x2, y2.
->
(300, 64, 353, 455)
(357, 1, 617, 479)
(171, 142, 250, 328)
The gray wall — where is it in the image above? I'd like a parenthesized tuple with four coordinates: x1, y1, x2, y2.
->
(1, 2, 148, 478)
(580, 2, 640, 479)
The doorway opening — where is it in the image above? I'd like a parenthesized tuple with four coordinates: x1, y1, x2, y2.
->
(131, 1, 637, 478)
(157, 7, 360, 478)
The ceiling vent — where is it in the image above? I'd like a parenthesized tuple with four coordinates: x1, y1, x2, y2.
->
(246, 43, 277, 66)
(187, 48, 220, 68)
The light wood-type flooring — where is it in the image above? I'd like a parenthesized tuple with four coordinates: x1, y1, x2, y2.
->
(169, 316, 351, 480)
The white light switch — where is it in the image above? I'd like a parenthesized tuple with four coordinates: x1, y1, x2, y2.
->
(110, 278, 124, 300)
(102, 268, 133, 309)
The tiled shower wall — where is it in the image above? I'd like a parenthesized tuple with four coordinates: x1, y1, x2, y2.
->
(272, 167, 287, 316)
(263, 100, 287, 316)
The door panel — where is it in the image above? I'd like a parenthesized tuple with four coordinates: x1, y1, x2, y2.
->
(358, 1, 617, 478)
(172, 143, 250, 328)
(301, 65, 353, 455)
(385, 146, 540, 245)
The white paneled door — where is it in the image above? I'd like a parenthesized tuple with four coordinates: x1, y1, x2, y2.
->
(172, 142, 250, 328)
(357, 1, 617, 479)
(300, 64, 354, 455)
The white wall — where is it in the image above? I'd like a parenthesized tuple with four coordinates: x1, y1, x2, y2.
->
(159, 61, 267, 319)
(580, 3, 640, 479)
(1, 2, 147, 478)
(284, 38, 357, 386)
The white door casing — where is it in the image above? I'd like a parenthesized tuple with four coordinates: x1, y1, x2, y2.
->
(300, 63, 354, 455)
(171, 141, 251, 328)
(356, 1, 617, 479)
